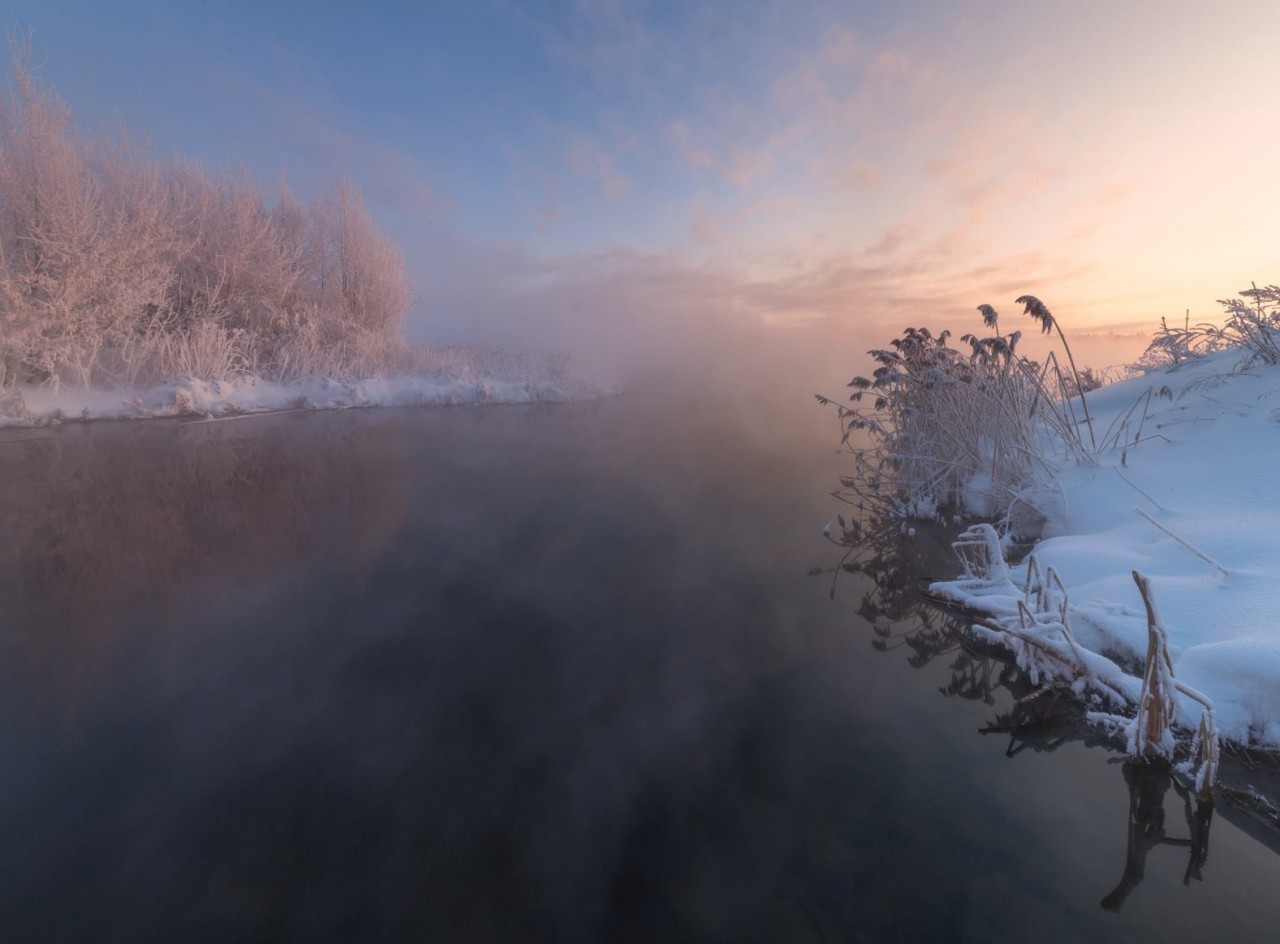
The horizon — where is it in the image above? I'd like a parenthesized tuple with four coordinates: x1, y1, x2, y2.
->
(9, 0, 1280, 381)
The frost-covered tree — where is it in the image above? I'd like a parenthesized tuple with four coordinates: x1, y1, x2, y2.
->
(0, 30, 413, 390)
(314, 178, 410, 335)
(0, 32, 173, 389)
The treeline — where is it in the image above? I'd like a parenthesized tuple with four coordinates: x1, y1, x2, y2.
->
(0, 34, 412, 392)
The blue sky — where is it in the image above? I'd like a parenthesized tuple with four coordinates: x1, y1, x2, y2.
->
(14, 1, 1280, 375)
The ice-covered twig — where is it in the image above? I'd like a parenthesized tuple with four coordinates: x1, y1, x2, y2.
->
(952, 523, 1011, 584)
(1126, 570, 1217, 796)
(934, 551, 1219, 793)
(1130, 570, 1177, 761)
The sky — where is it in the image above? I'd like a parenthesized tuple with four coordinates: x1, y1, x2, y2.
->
(13, 0, 1280, 382)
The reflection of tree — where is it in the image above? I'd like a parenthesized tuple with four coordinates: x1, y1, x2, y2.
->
(818, 503, 1220, 908)
(817, 508, 957, 625)
(979, 687, 1120, 760)
(0, 413, 414, 723)
(817, 506, 1040, 711)
(1100, 762, 1213, 912)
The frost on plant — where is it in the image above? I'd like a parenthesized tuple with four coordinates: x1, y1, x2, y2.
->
(931, 541, 1220, 794)
(1136, 283, 1280, 371)
(0, 32, 413, 394)
(1129, 571, 1178, 762)
(817, 297, 1101, 542)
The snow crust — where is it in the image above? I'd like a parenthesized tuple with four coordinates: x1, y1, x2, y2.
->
(929, 350, 1280, 749)
(0, 370, 619, 428)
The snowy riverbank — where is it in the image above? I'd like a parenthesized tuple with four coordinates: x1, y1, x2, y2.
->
(0, 369, 620, 428)
(928, 349, 1280, 750)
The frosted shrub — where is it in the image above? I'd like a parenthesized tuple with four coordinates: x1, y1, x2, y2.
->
(818, 297, 1098, 532)
(1134, 316, 1217, 371)
(159, 322, 247, 382)
(1136, 283, 1280, 370)
(1208, 284, 1280, 365)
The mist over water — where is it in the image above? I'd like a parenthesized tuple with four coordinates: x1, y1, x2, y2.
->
(400, 226, 1159, 412)
(2, 361, 1278, 941)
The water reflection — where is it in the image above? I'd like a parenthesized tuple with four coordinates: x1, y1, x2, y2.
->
(0, 412, 415, 723)
(12, 398, 935, 942)
(5, 394, 1280, 940)
(818, 505, 1258, 914)
(1101, 763, 1213, 912)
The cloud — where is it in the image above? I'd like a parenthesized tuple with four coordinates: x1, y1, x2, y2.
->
(724, 148, 776, 190)
(404, 207, 1121, 398)
(839, 160, 883, 191)
(564, 134, 632, 202)
(501, 0, 663, 95)
(668, 120, 715, 172)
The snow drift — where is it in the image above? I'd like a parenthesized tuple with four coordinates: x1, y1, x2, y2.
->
(929, 349, 1280, 749)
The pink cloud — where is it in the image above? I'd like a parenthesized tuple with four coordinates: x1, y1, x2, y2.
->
(668, 120, 715, 171)
(565, 135, 632, 201)
(869, 48, 910, 79)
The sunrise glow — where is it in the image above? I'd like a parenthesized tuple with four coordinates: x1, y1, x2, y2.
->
(14, 1, 1280, 372)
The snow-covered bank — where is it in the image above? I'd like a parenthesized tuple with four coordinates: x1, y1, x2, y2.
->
(0, 369, 620, 428)
(928, 349, 1280, 749)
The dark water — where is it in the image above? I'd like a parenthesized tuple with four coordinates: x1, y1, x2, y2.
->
(2, 380, 1279, 943)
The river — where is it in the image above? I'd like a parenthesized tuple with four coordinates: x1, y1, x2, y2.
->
(1, 373, 1278, 942)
